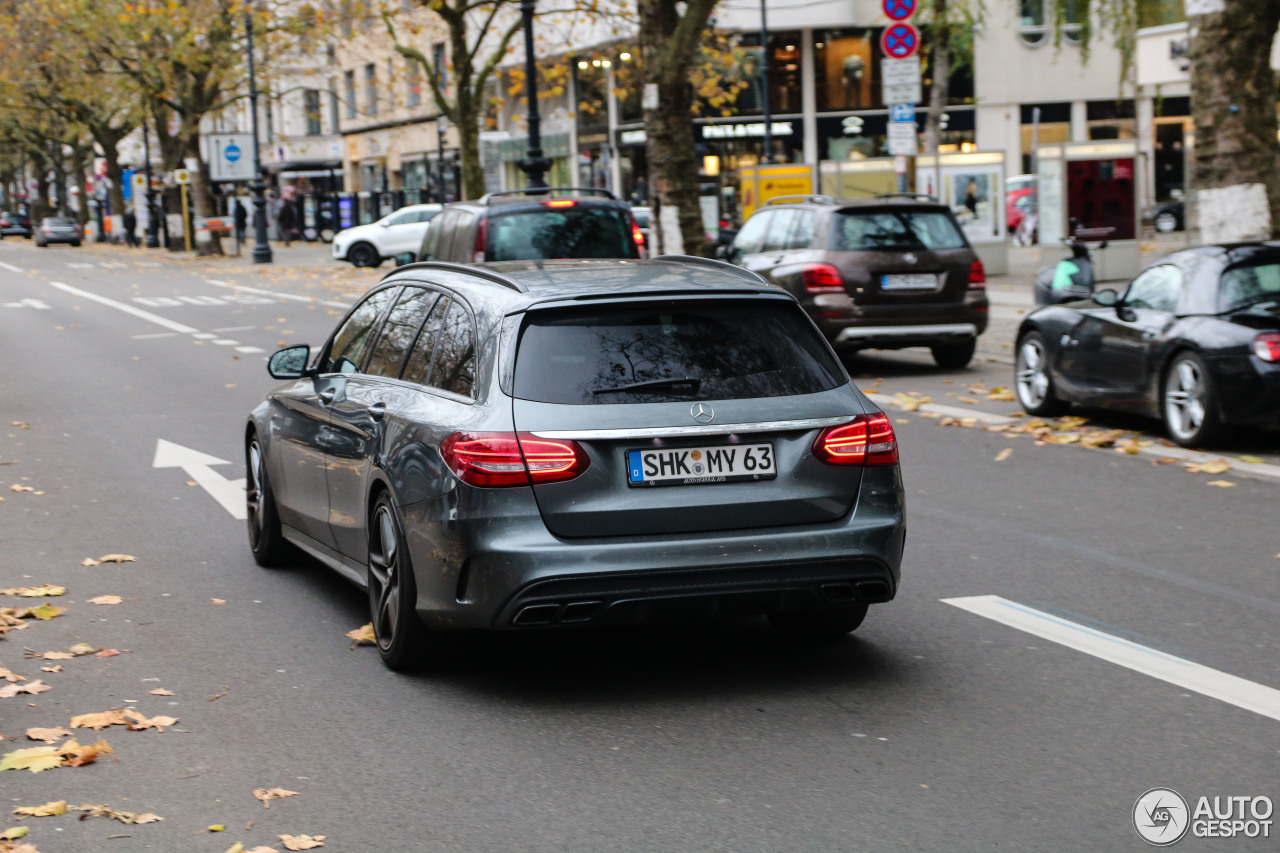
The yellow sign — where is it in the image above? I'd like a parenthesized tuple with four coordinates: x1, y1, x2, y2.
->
(739, 165, 815, 219)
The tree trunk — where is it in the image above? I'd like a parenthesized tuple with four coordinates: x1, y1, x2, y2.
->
(1188, 0, 1280, 242)
(457, 98, 484, 199)
(186, 131, 223, 256)
(69, 142, 90, 227)
(921, 0, 951, 157)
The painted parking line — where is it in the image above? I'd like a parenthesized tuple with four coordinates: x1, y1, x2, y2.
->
(943, 595, 1280, 723)
(48, 281, 199, 334)
(205, 278, 351, 309)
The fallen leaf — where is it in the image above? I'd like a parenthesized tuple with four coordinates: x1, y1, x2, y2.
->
(24, 728, 71, 744)
(13, 604, 63, 621)
(58, 738, 115, 767)
(76, 803, 157, 824)
(1184, 460, 1232, 475)
(1237, 455, 1265, 464)
(253, 788, 299, 808)
(346, 624, 375, 648)
(208, 825, 226, 832)
(95, 649, 120, 658)
(148, 688, 174, 696)
(93, 555, 135, 564)
(0, 586, 65, 598)
(70, 710, 128, 731)
(8, 486, 34, 493)
(0, 746, 62, 773)
(10, 422, 30, 429)
(212, 599, 226, 605)
(0, 666, 23, 683)
(39, 666, 60, 673)
(67, 643, 96, 656)
(87, 596, 122, 606)
(958, 396, 979, 405)
(1206, 480, 1237, 488)
(280, 835, 326, 850)
(0, 681, 50, 699)
(122, 710, 178, 732)
(0, 827, 28, 841)
(12, 800, 67, 818)
(994, 448, 1013, 462)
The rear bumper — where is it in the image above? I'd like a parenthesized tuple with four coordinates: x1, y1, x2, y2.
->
(1208, 353, 1280, 425)
(814, 302, 989, 349)
(835, 322, 979, 345)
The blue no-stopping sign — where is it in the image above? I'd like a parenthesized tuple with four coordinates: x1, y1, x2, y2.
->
(881, 23, 920, 59)
(882, 0, 917, 21)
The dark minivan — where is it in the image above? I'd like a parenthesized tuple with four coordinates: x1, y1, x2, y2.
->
(730, 195, 988, 368)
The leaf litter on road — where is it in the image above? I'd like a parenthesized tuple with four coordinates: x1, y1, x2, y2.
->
(11, 802, 66, 819)
(253, 787, 300, 808)
(80, 555, 135, 567)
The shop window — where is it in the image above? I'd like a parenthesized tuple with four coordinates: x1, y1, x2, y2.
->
(732, 32, 804, 115)
(814, 30, 878, 111)
(1018, 0, 1047, 46)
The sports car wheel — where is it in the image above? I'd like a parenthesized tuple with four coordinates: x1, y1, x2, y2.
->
(246, 435, 294, 566)
(1163, 351, 1221, 447)
(367, 494, 434, 671)
(1015, 332, 1069, 416)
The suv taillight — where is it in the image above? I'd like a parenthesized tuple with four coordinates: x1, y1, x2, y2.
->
(1254, 332, 1280, 363)
(631, 217, 644, 248)
(801, 264, 845, 294)
(968, 259, 986, 290)
(440, 431, 589, 487)
(473, 218, 489, 264)
(813, 414, 898, 466)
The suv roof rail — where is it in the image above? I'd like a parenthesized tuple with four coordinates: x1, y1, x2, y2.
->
(477, 187, 618, 204)
(383, 261, 528, 293)
(764, 194, 835, 206)
(650, 254, 770, 285)
(873, 192, 939, 203)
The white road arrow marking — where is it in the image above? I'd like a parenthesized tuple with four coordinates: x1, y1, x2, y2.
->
(152, 438, 246, 520)
(943, 595, 1280, 723)
(3, 298, 51, 309)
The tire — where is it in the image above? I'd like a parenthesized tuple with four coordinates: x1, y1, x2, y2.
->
(1154, 211, 1179, 233)
(1014, 331, 1069, 416)
(71, 241, 81, 248)
(245, 434, 295, 567)
(347, 242, 381, 268)
(1162, 351, 1221, 447)
(930, 339, 976, 369)
(770, 603, 869, 642)
(367, 492, 436, 671)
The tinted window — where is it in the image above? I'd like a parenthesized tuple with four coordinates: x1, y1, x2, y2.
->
(486, 207, 636, 261)
(383, 209, 418, 226)
(1220, 263, 1280, 313)
(1125, 265, 1182, 313)
(365, 288, 439, 378)
(732, 211, 772, 254)
(788, 210, 816, 249)
(324, 287, 400, 374)
(832, 210, 967, 251)
(762, 208, 798, 252)
(428, 301, 476, 397)
(402, 295, 450, 385)
(514, 300, 846, 405)
(416, 208, 440, 223)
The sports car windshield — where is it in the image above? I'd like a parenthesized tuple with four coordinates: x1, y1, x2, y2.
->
(1221, 262, 1280, 313)
(832, 210, 967, 251)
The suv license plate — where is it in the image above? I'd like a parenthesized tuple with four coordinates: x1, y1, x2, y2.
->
(627, 443, 775, 487)
(881, 273, 937, 290)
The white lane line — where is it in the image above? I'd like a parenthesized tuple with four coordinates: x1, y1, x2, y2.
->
(205, 278, 351, 309)
(864, 391, 1015, 425)
(213, 325, 256, 333)
(47, 281, 199, 334)
(191, 333, 217, 340)
(234, 346, 265, 353)
(212, 339, 240, 346)
(131, 332, 178, 340)
(66, 262, 96, 269)
(943, 595, 1280, 723)
(0, 261, 24, 273)
(153, 439, 246, 520)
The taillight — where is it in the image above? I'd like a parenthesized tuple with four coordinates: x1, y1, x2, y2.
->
(801, 264, 845, 294)
(1254, 332, 1280, 363)
(631, 217, 644, 247)
(472, 218, 488, 264)
(813, 414, 898, 466)
(968, 259, 986, 290)
(440, 431, 589, 487)
(543, 199, 576, 209)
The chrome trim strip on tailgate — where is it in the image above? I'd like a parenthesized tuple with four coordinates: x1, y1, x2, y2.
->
(836, 323, 977, 341)
(530, 415, 856, 441)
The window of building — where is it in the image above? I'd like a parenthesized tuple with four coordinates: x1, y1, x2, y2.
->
(1087, 99, 1137, 141)
(365, 63, 378, 116)
(1062, 0, 1084, 43)
(304, 89, 322, 136)
(432, 43, 448, 93)
(407, 59, 422, 107)
(1018, 0, 1047, 46)
(1138, 0, 1185, 28)
(329, 77, 340, 131)
(386, 58, 395, 111)
(344, 70, 356, 119)
(733, 32, 804, 115)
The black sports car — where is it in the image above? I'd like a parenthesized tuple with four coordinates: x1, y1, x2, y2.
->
(1014, 244, 1280, 447)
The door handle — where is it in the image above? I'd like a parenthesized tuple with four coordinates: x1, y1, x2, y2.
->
(1142, 330, 1158, 339)
(366, 402, 387, 420)
(318, 388, 336, 405)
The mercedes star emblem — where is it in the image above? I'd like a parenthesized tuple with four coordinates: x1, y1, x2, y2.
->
(903, 252, 918, 264)
(690, 403, 715, 423)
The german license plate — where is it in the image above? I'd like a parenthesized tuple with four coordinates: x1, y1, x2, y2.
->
(881, 273, 937, 290)
(626, 443, 775, 487)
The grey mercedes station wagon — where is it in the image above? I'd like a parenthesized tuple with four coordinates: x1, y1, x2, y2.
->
(246, 256, 906, 670)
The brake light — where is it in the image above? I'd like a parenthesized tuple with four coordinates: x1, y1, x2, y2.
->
(1254, 332, 1280, 363)
(440, 431, 589, 487)
(968, 259, 986, 290)
(802, 264, 845, 294)
(813, 414, 898, 466)
(631, 217, 644, 246)
(472, 217, 488, 263)
(544, 199, 576, 208)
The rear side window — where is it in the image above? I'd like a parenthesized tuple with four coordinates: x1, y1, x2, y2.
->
(427, 301, 476, 397)
(324, 287, 400, 374)
(733, 211, 771, 255)
(402, 295, 451, 385)
(1220, 263, 1280, 313)
(419, 213, 448, 260)
(787, 210, 816, 249)
(485, 206, 637, 261)
(513, 300, 846, 405)
(762, 208, 798, 252)
(833, 210, 967, 251)
(365, 287, 439, 378)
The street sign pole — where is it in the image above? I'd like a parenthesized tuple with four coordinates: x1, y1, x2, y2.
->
(881, 0, 920, 194)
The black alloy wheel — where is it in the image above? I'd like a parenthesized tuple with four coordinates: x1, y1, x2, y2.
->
(769, 603, 869, 642)
(367, 493, 433, 671)
(347, 242, 381, 268)
(245, 435, 294, 566)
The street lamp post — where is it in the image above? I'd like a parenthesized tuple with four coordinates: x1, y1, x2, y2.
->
(517, 0, 550, 189)
(759, 0, 773, 164)
(245, 8, 273, 263)
(143, 110, 160, 248)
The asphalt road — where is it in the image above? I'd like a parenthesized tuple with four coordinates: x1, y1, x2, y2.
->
(2, 239, 1278, 852)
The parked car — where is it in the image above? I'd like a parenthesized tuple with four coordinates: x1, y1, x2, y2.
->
(417, 188, 643, 263)
(1014, 243, 1280, 447)
(1149, 199, 1185, 233)
(332, 203, 442, 268)
(246, 256, 905, 670)
(33, 217, 82, 247)
(0, 210, 33, 238)
(727, 194, 988, 369)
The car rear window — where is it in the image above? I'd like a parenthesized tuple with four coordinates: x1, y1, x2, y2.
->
(513, 299, 845, 405)
(1221, 262, 1280, 313)
(486, 206, 638, 261)
(832, 210, 966, 251)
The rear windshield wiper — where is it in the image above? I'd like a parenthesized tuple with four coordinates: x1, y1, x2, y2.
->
(592, 377, 703, 396)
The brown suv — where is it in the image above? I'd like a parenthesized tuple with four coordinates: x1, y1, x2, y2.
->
(729, 194, 988, 368)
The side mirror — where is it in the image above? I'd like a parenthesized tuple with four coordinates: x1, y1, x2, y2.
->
(1094, 288, 1119, 307)
(268, 344, 312, 379)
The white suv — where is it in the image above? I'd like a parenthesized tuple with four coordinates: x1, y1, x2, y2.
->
(332, 204, 442, 268)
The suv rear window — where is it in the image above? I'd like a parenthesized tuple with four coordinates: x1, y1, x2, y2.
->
(513, 300, 845, 404)
(486, 206, 637, 261)
(832, 210, 966, 251)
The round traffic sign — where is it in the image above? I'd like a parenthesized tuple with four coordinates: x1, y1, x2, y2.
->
(224, 144, 242, 163)
(882, 0, 917, 21)
(881, 22, 920, 59)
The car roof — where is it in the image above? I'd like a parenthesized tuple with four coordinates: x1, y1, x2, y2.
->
(759, 194, 950, 212)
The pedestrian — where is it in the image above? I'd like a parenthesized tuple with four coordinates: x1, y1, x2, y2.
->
(123, 208, 138, 248)
(234, 200, 247, 251)
(277, 199, 295, 248)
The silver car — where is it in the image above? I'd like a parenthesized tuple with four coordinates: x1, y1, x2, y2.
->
(246, 257, 906, 670)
